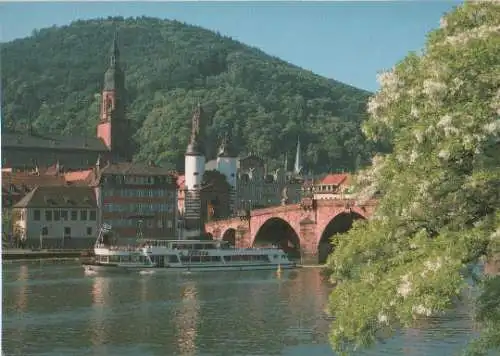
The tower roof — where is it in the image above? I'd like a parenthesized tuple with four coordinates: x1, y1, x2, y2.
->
(186, 103, 205, 156)
(104, 33, 124, 91)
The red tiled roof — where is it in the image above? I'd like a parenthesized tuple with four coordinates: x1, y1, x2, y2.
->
(320, 173, 349, 186)
(65, 170, 93, 182)
(2, 172, 67, 189)
(13, 186, 97, 208)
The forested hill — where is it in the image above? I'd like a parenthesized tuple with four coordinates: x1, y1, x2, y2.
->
(2, 16, 375, 173)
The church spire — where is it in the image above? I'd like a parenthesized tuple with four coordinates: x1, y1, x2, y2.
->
(294, 136, 303, 175)
(104, 33, 123, 91)
(217, 131, 237, 158)
(186, 102, 205, 156)
(110, 32, 120, 67)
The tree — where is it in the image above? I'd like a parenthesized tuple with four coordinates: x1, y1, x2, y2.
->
(326, 2, 500, 355)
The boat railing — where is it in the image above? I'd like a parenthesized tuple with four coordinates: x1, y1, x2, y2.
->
(95, 243, 141, 252)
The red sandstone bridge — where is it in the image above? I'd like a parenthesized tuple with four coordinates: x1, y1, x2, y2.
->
(205, 198, 377, 264)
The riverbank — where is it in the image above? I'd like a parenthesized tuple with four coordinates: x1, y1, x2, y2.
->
(2, 248, 86, 262)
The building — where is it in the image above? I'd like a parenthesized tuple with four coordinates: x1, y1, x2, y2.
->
(177, 125, 306, 231)
(1, 35, 132, 171)
(312, 173, 354, 200)
(82, 161, 178, 243)
(12, 186, 98, 249)
(2, 169, 67, 209)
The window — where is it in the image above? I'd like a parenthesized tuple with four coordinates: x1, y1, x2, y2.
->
(80, 210, 87, 221)
(61, 210, 68, 220)
(45, 210, 52, 221)
(89, 210, 97, 221)
(71, 210, 78, 221)
(34, 209, 41, 221)
(193, 172, 199, 176)
(86, 227, 93, 236)
(64, 227, 71, 237)
(41, 227, 48, 236)
(54, 210, 60, 221)
(167, 220, 173, 229)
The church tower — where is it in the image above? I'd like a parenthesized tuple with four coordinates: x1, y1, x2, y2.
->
(216, 133, 238, 214)
(293, 136, 303, 176)
(183, 103, 206, 238)
(97, 33, 131, 161)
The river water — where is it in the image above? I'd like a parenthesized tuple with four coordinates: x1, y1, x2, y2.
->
(2, 261, 481, 356)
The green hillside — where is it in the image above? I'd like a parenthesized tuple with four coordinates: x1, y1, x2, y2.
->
(1, 16, 374, 172)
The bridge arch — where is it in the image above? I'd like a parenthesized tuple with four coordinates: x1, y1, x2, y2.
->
(317, 211, 365, 264)
(252, 217, 301, 259)
(221, 228, 236, 245)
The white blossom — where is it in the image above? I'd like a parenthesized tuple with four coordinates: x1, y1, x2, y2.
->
(376, 69, 400, 92)
(483, 120, 500, 135)
(437, 114, 452, 128)
(367, 96, 381, 116)
(412, 304, 433, 317)
(490, 88, 500, 115)
(414, 130, 423, 143)
(397, 274, 412, 298)
(440, 16, 448, 29)
(444, 25, 500, 46)
(422, 79, 447, 98)
(410, 106, 419, 119)
(438, 149, 451, 160)
(409, 150, 419, 164)
(378, 312, 389, 325)
(424, 257, 443, 272)
(490, 227, 500, 240)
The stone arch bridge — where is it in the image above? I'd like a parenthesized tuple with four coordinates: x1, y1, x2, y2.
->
(205, 198, 377, 264)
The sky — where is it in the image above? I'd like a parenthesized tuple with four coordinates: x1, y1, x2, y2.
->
(0, 1, 463, 92)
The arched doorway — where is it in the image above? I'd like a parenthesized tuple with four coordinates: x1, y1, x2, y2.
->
(222, 228, 236, 246)
(318, 212, 365, 264)
(253, 218, 301, 259)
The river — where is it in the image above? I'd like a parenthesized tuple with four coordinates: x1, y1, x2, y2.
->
(2, 261, 482, 356)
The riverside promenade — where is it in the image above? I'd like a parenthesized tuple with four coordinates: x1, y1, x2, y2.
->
(2, 248, 87, 261)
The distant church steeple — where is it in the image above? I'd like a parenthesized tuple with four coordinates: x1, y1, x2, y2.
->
(97, 32, 131, 161)
(294, 136, 303, 175)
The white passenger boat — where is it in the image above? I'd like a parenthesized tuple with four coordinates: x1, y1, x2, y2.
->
(82, 224, 296, 274)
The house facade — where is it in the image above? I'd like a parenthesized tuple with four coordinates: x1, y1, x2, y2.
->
(87, 162, 178, 243)
(12, 186, 98, 249)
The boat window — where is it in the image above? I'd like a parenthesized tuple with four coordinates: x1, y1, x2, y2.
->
(211, 256, 221, 262)
(109, 255, 119, 263)
(168, 255, 179, 263)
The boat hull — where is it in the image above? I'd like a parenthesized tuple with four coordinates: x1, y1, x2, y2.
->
(83, 262, 296, 274)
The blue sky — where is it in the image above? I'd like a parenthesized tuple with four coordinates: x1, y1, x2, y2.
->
(0, 1, 462, 91)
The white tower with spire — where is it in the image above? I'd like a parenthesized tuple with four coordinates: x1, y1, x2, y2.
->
(216, 133, 238, 213)
(184, 103, 206, 238)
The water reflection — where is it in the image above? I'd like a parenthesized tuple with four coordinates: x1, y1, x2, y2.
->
(89, 276, 110, 348)
(15, 265, 29, 313)
(1, 263, 485, 356)
(175, 282, 199, 356)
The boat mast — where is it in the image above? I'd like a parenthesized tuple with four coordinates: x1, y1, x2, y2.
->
(136, 219, 144, 243)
